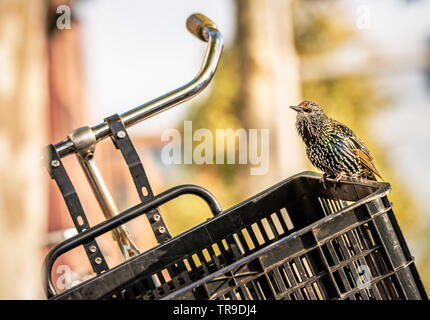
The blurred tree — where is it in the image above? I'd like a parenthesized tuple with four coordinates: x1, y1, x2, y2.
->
(235, 0, 306, 191)
(188, 0, 308, 188)
(0, 0, 48, 299)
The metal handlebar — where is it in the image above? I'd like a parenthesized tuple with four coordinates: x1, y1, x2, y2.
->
(53, 13, 223, 158)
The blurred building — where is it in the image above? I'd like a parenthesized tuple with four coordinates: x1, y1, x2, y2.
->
(45, 1, 163, 292)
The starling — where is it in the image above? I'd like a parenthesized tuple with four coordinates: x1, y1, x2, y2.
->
(290, 100, 381, 188)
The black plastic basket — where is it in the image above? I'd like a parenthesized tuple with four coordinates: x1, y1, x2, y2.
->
(51, 172, 427, 300)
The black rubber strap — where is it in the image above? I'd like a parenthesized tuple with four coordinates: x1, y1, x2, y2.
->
(47, 145, 109, 274)
(104, 114, 172, 243)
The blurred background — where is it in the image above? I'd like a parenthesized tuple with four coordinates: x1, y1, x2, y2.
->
(0, 0, 429, 299)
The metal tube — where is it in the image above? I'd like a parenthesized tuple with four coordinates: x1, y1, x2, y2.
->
(77, 153, 140, 260)
(80, 156, 120, 218)
(54, 23, 223, 158)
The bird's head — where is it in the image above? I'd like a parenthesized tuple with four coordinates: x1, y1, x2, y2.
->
(290, 100, 328, 141)
(290, 100, 326, 117)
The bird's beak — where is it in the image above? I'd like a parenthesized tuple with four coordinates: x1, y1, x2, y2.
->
(289, 105, 302, 112)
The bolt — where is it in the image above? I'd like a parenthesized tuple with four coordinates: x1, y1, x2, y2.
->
(117, 130, 126, 139)
(95, 257, 102, 264)
(89, 245, 97, 253)
(153, 214, 161, 222)
(84, 152, 94, 160)
(158, 226, 166, 234)
(51, 160, 60, 168)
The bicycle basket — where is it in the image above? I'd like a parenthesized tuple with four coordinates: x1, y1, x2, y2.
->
(51, 171, 427, 300)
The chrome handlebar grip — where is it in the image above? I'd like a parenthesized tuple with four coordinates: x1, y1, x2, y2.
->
(53, 13, 223, 158)
(186, 13, 218, 42)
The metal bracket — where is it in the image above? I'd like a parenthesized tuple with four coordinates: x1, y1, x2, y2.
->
(46, 145, 109, 275)
(105, 114, 172, 243)
(68, 126, 140, 260)
(68, 126, 97, 159)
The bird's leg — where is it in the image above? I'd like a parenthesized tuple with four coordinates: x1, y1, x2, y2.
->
(333, 171, 347, 189)
(320, 173, 328, 189)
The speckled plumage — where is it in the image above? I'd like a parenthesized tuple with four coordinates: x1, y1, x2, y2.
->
(290, 100, 381, 184)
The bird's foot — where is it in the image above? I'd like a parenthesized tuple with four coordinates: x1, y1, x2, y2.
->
(320, 173, 329, 189)
(333, 171, 347, 189)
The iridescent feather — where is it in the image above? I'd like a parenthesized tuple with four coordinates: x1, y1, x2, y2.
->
(291, 100, 381, 182)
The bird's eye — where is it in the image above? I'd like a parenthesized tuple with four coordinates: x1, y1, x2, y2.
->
(304, 108, 312, 113)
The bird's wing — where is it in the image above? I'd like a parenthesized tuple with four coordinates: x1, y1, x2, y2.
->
(331, 120, 382, 179)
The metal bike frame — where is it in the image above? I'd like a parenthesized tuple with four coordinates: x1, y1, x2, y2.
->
(46, 14, 224, 261)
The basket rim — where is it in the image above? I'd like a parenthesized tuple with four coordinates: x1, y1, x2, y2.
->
(52, 171, 391, 299)
(161, 173, 393, 299)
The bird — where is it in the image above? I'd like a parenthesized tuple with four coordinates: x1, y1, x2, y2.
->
(290, 100, 382, 188)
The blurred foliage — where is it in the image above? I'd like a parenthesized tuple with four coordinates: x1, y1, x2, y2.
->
(162, 48, 246, 234)
(162, 169, 241, 236)
(416, 232, 430, 292)
(292, 0, 354, 56)
(293, 0, 428, 289)
(180, 49, 244, 183)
